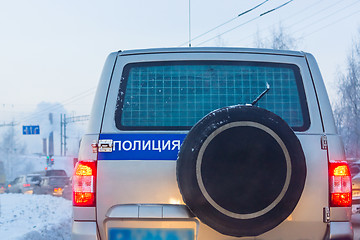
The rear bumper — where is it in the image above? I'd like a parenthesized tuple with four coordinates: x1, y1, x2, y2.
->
(72, 221, 99, 240)
(71, 220, 353, 240)
(325, 222, 353, 240)
(352, 196, 360, 205)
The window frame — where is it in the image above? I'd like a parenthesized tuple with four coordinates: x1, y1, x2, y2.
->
(115, 60, 310, 131)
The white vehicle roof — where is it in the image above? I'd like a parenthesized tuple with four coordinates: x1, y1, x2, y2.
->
(119, 47, 305, 57)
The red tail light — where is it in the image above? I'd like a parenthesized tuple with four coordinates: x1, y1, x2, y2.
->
(73, 161, 96, 206)
(329, 161, 352, 207)
(23, 184, 30, 187)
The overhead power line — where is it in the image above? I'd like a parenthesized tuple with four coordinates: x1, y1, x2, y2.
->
(0, 122, 16, 128)
(61, 114, 90, 156)
(179, 0, 271, 47)
(283, 0, 344, 31)
(260, 0, 293, 16)
(19, 88, 95, 124)
(196, 0, 294, 46)
(196, 16, 261, 46)
(290, 0, 360, 36)
(303, 8, 360, 38)
(238, 0, 270, 17)
(232, 0, 347, 45)
(12, 87, 96, 125)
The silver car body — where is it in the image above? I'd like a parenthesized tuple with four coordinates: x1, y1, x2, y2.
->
(7, 174, 41, 194)
(72, 48, 352, 240)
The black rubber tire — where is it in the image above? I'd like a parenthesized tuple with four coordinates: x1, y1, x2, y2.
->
(177, 105, 306, 237)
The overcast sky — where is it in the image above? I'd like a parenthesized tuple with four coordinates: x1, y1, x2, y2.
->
(0, 0, 359, 125)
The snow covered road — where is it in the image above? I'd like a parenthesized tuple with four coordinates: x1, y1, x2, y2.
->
(1, 193, 360, 240)
(0, 194, 72, 240)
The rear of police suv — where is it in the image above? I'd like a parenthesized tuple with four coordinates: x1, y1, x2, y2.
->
(72, 48, 353, 240)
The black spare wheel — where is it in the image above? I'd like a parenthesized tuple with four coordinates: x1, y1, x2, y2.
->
(177, 105, 306, 237)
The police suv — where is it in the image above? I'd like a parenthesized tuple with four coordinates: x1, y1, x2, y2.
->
(72, 48, 353, 240)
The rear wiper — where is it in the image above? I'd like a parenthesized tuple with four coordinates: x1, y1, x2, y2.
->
(251, 82, 270, 106)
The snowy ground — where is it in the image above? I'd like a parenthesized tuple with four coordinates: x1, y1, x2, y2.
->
(1, 193, 360, 240)
(0, 194, 72, 240)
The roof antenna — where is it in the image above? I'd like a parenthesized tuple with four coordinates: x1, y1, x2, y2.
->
(188, 0, 191, 47)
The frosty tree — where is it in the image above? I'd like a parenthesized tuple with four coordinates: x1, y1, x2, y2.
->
(335, 29, 360, 158)
(0, 124, 26, 180)
(255, 23, 297, 50)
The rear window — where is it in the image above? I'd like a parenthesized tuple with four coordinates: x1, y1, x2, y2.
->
(26, 176, 41, 183)
(49, 177, 68, 187)
(45, 170, 67, 177)
(116, 61, 309, 131)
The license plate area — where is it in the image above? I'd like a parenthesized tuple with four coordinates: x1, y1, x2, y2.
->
(106, 219, 197, 240)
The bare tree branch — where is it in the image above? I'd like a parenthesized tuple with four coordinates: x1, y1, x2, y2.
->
(335, 28, 360, 158)
(254, 23, 298, 50)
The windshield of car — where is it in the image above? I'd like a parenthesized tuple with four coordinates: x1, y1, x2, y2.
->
(116, 61, 309, 131)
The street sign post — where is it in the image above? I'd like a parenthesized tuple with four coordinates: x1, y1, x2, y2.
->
(22, 125, 40, 135)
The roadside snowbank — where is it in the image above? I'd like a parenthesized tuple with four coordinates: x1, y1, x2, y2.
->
(0, 193, 72, 240)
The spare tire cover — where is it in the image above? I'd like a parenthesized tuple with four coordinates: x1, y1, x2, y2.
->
(177, 105, 306, 237)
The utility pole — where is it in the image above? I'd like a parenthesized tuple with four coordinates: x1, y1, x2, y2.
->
(48, 113, 54, 158)
(60, 114, 89, 156)
(60, 114, 63, 156)
(42, 138, 47, 156)
(64, 114, 67, 156)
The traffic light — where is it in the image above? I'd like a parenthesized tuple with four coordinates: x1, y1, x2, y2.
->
(46, 156, 54, 167)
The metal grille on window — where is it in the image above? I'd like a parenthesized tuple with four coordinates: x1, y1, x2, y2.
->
(121, 64, 303, 128)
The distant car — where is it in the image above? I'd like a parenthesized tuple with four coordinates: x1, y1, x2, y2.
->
(7, 174, 41, 194)
(0, 183, 5, 194)
(33, 169, 69, 196)
(5, 179, 15, 193)
(61, 177, 72, 200)
(33, 176, 69, 196)
(353, 173, 360, 204)
(45, 169, 67, 177)
(349, 160, 360, 177)
(0, 161, 6, 191)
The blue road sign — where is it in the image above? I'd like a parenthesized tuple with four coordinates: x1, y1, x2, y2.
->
(23, 125, 40, 135)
